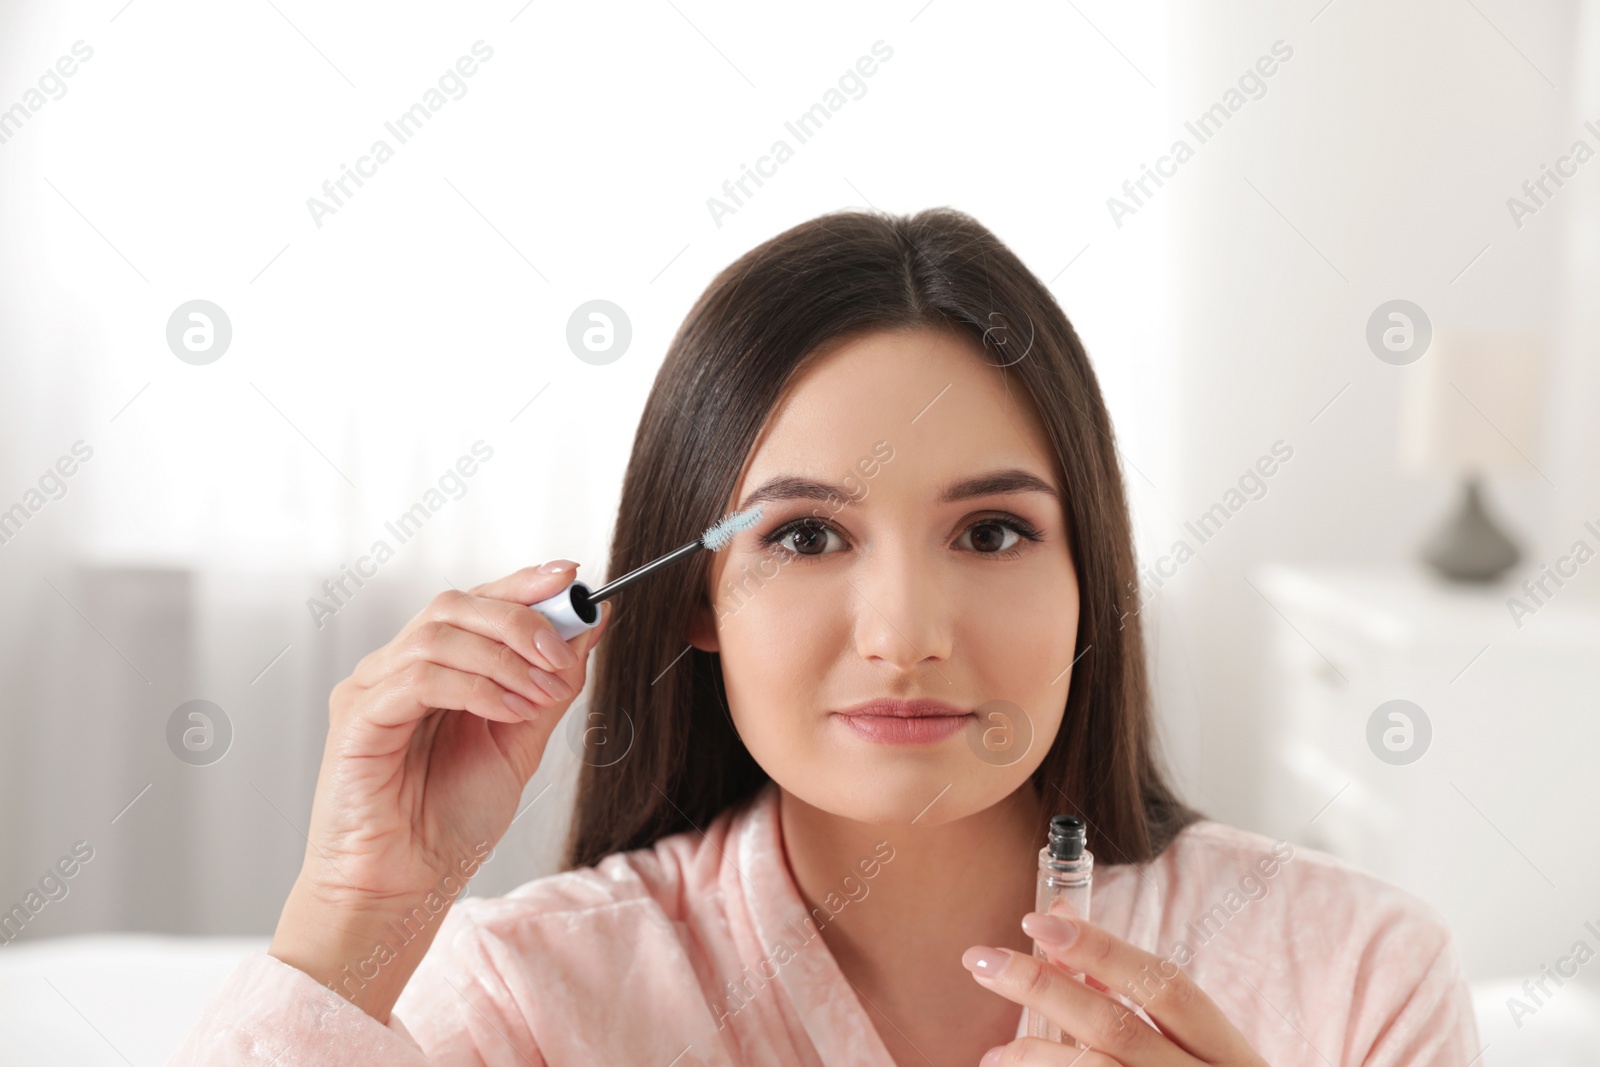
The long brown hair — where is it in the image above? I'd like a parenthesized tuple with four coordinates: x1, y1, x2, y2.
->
(563, 207, 1203, 872)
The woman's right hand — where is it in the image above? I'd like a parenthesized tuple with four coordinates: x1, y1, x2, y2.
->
(268, 561, 611, 1021)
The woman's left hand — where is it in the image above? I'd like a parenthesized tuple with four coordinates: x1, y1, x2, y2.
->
(961, 911, 1270, 1066)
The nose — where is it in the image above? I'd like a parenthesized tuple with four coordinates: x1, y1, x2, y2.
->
(848, 541, 952, 673)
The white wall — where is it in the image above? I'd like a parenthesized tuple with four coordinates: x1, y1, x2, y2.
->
(1149, 0, 1589, 829)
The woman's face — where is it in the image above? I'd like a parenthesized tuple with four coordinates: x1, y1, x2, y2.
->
(688, 326, 1079, 827)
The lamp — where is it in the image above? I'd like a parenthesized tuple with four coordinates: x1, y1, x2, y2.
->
(1398, 331, 1547, 583)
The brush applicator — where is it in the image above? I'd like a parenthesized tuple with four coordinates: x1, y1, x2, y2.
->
(527, 505, 764, 639)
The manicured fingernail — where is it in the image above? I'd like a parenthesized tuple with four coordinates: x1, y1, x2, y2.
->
(530, 665, 574, 700)
(979, 1047, 1004, 1067)
(1022, 912, 1078, 947)
(534, 627, 578, 669)
(502, 690, 538, 719)
(538, 559, 578, 573)
(961, 946, 1012, 977)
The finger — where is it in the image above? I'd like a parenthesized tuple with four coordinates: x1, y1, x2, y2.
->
(387, 619, 578, 709)
(962, 946, 1190, 1067)
(359, 660, 540, 730)
(524, 595, 608, 693)
(553, 599, 610, 674)
(1022, 914, 1236, 1062)
(375, 586, 581, 684)
(1035, 899, 1103, 992)
(468, 561, 579, 602)
(584, 600, 613, 648)
(982, 1038, 1121, 1067)
(481, 564, 610, 660)
(501, 565, 612, 662)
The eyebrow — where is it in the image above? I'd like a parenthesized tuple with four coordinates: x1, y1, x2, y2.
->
(736, 467, 1060, 513)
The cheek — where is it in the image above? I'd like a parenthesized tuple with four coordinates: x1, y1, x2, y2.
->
(714, 557, 840, 743)
(973, 565, 1078, 665)
(964, 563, 1079, 750)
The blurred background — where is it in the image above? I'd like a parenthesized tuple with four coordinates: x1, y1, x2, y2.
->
(2, 0, 1597, 1061)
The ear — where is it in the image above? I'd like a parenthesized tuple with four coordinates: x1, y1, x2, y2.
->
(686, 598, 720, 653)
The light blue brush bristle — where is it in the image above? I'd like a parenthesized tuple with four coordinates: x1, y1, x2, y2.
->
(700, 505, 763, 551)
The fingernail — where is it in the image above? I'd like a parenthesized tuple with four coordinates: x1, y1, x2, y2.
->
(961, 946, 1012, 978)
(1021, 912, 1078, 947)
(530, 665, 575, 700)
(534, 627, 579, 669)
(501, 690, 538, 719)
(538, 559, 578, 574)
(979, 1047, 1004, 1067)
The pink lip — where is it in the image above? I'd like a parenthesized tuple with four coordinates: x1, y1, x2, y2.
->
(830, 699, 975, 746)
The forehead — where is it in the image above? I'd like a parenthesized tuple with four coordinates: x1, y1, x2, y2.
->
(732, 327, 1058, 497)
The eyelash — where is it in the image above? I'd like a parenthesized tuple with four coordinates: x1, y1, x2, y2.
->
(758, 514, 1044, 563)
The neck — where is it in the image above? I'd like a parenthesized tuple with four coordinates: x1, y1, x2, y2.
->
(777, 783, 1044, 1020)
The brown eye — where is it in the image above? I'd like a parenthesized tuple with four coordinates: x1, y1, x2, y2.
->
(962, 521, 1021, 554)
(769, 519, 842, 558)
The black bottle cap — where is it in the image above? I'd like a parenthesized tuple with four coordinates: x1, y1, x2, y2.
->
(1048, 814, 1086, 861)
(568, 581, 598, 624)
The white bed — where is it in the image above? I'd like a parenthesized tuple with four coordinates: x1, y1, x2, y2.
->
(0, 935, 1595, 1065)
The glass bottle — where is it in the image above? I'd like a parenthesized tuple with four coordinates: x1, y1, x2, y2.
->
(1021, 814, 1093, 1045)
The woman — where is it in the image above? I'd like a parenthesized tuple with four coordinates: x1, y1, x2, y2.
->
(172, 208, 1480, 1066)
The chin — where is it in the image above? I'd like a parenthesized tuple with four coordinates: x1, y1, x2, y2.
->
(790, 760, 1023, 828)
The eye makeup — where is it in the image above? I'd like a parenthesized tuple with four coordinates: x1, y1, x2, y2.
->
(758, 512, 1045, 563)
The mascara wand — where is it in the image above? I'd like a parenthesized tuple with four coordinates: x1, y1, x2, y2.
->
(527, 505, 764, 640)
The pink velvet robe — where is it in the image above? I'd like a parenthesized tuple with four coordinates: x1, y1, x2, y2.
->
(169, 781, 1481, 1065)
